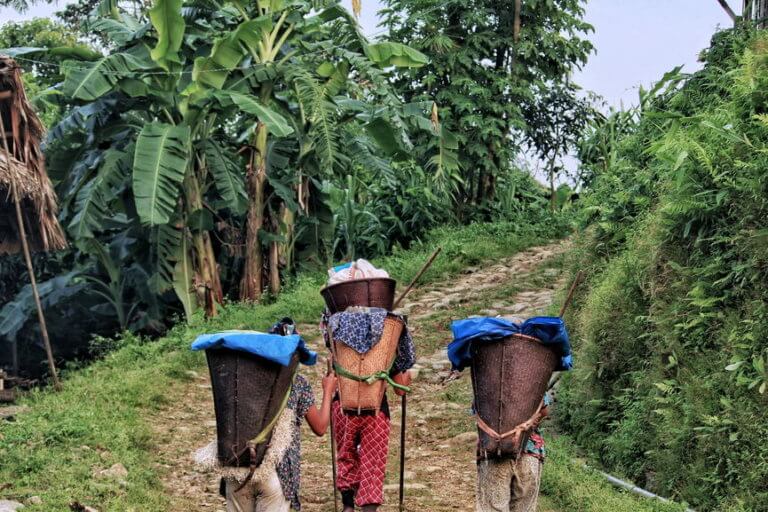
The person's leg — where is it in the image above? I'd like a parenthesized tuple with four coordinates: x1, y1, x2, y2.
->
(254, 471, 291, 512)
(476, 458, 514, 512)
(334, 401, 361, 512)
(354, 411, 391, 508)
(510, 455, 543, 512)
(225, 477, 257, 512)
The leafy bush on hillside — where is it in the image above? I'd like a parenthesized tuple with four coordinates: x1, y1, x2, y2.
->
(561, 28, 768, 511)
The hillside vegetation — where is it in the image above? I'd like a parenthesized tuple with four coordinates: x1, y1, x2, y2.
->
(560, 28, 768, 511)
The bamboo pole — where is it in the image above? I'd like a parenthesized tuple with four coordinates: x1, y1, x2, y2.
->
(0, 115, 61, 391)
(393, 247, 442, 310)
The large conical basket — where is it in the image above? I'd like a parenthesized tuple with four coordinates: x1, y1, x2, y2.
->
(470, 334, 558, 459)
(321, 278, 396, 314)
(206, 348, 298, 467)
(332, 315, 403, 414)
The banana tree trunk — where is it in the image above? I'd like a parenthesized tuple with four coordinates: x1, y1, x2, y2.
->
(278, 203, 295, 272)
(269, 235, 280, 295)
(241, 122, 268, 301)
(185, 172, 222, 317)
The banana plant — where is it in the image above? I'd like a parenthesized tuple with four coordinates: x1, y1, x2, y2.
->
(9, 0, 434, 324)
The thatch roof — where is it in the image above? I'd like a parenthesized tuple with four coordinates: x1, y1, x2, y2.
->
(0, 55, 67, 254)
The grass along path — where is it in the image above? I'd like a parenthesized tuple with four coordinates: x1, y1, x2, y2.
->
(152, 239, 686, 512)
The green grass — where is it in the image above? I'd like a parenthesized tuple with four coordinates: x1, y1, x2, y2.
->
(0, 221, 562, 511)
(541, 435, 689, 512)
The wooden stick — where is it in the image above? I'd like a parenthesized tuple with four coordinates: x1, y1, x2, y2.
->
(558, 270, 584, 318)
(398, 394, 407, 512)
(393, 247, 442, 309)
(0, 112, 61, 391)
(548, 271, 585, 391)
(327, 358, 339, 512)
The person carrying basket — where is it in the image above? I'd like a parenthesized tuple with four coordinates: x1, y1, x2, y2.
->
(447, 315, 573, 512)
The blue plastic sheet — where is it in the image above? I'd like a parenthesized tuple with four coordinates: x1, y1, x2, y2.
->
(191, 331, 317, 367)
(447, 316, 572, 372)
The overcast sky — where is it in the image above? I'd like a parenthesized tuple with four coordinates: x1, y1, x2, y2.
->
(0, 0, 740, 108)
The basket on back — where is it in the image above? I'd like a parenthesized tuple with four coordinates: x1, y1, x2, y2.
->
(333, 315, 403, 414)
(206, 348, 298, 467)
(471, 334, 558, 458)
(321, 277, 396, 314)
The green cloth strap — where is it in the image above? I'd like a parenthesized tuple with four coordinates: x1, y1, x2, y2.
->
(249, 369, 297, 446)
(333, 362, 412, 393)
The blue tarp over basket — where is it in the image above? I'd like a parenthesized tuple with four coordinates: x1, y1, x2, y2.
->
(191, 331, 317, 367)
(447, 316, 572, 372)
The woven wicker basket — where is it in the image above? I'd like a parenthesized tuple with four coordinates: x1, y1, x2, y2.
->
(470, 334, 558, 458)
(333, 315, 403, 413)
(320, 278, 397, 314)
(206, 348, 298, 467)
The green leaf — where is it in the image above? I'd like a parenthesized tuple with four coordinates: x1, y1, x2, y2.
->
(132, 122, 190, 226)
(188, 209, 214, 232)
(266, 174, 299, 211)
(365, 42, 429, 68)
(173, 232, 197, 322)
(148, 0, 185, 69)
(365, 117, 402, 155)
(62, 53, 148, 101)
(68, 148, 132, 239)
(216, 91, 294, 137)
(1, 46, 102, 61)
(192, 18, 271, 90)
(205, 140, 247, 214)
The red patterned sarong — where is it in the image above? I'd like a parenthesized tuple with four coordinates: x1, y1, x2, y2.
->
(332, 400, 391, 506)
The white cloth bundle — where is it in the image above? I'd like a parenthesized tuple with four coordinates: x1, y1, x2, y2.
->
(327, 259, 389, 285)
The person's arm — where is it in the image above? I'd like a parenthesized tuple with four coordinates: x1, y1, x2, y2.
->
(305, 371, 337, 436)
(391, 370, 413, 397)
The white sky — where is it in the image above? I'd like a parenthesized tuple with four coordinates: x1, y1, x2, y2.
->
(1, 0, 740, 109)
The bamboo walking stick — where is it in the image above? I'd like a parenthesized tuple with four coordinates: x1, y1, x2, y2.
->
(399, 393, 407, 512)
(548, 271, 584, 391)
(393, 247, 442, 310)
(0, 115, 61, 390)
(327, 358, 339, 512)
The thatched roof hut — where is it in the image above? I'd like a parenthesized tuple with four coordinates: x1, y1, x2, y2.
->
(0, 55, 67, 254)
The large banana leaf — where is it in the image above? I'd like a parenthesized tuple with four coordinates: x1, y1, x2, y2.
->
(365, 42, 429, 68)
(0, 46, 102, 61)
(192, 18, 271, 89)
(68, 147, 132, 239)
(133, 122, 190, 226)
(172, 231, 197, 321)
(148, 0, 185, 69)
(205, 140, 247, 214)
(216, 91, 294, 137)
(62, 53, 151, 101)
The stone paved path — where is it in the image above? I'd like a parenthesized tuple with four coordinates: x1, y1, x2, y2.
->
(151, 239, 569, 511)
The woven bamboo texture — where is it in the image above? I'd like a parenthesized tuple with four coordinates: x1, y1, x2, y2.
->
(205, 348, 298, 467)
(334, 315, 403, 413)
(471, 334, 558, 458)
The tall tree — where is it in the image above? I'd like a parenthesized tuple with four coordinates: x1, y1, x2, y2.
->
(381, 0, 593, 216)
(523, 82, 594, 209)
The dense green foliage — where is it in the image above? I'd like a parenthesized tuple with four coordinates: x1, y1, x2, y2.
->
(560, 27, 768, 511)
(0, 0, 584, 378)
(0, 220, 567, 511)
(380, 0, 593, 216)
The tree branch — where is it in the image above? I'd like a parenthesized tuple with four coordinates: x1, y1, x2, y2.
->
(716, 0, 738, 22)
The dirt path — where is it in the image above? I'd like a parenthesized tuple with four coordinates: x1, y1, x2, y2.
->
(150, 240, 569, 511)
